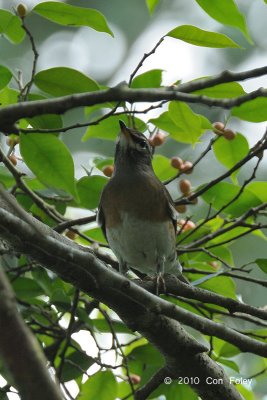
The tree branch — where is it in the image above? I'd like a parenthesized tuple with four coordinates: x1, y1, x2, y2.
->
(177, 65, 267, 93)
(134, 366, 169, 400)
(0, 84, 266, 134)
(0, 187, 247, 400)
(0, 266, 63, 400)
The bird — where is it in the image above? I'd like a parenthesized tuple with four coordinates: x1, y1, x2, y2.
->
(97, 121, 186, 293)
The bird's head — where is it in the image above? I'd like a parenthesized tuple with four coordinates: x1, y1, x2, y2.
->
(114, 121, 153, 173)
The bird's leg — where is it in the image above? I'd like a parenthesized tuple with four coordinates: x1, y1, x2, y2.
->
(119, 260, 129, 275)
(156, 256, 166, 295)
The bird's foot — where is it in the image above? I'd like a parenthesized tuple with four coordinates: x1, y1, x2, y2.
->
(155, 272, 166, 295)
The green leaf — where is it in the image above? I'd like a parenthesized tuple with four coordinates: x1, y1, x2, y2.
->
(27, 114, 63, 130)
(83, 227, 107, 245)
(76, 176, 108, 210)
(152, 155, 176, 181)
(218, 342, 240, 358)
(127, 344, 164, 385)
(200, 275, 237, 299)
(154, 382, 198, 400)
(0, 87, 19, 106)
(50, 289, 71, 310)
(146, 0, 160, 14)
(201, 182, 262, 217)
(169, 101, 203, 144)
(255, 259, 267, 273)
(194, 81, 245, 98)
(0, 65, 12, 90)
(12, 277, 44, 300)
(0, 9, 25, 44)
(232, 97, 267, 122)
(195, 0, 252, 43)
(85, 102, 116, 117)
(33, 2, 113, 36)
(167, 25, 240, 48)
(34, 67, 99, 97)
(79, 371, 117, 400)
(217, 358, 240, 373)
(60, 350, 94, 382)
(200, 115, 213, 129)
(31, 268, 55, 298)
(83, 115, 146, 141)
(91, 319, 133, 334)
(192, 246, 234, 266)
(0, 166, 15, 188)
(128, 344, 164, 370)
(236, 385, 255, 400)
(246, 182, 267, 202)
(0, 391, 9, 400)
(20, 134, 78, 200)
(27, 93, 63, 129)
(131, 69, 163, 88)
(213, 133, 249, 183)
(92, 157, 114, 171)
(151, 104, 204, 144)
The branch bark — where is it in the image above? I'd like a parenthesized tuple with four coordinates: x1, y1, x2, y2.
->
(0, 267, 63, 400)
(0, 84, 266, 133)
(0, 188, 255, 400)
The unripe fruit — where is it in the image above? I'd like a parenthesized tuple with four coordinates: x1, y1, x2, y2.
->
(183, 220, 196, 231)
(181, 161, 193, 174)
(8, 154, 17, 166)
(102, 165, 114, 177)
(171, 156, 183, 170)
(129, 374, 141, 385)
(177, 219, 196, 232)
(17, 3, 27, 18)
(177, 219, 186, 227)
(224, 129, 236, 141)
(6, 136, 19, 147)
(179, 179, 191, 195)
(65, 230, 77, 240)
(212, 121, 225, 135)
(209, 261, 219, 270)
(175, 204, 187, 213)
(150, 132, 166, 147)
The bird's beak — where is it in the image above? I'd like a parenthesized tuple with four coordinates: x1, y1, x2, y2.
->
(119, 120, 132, 150)
(119, 120, 131, 141)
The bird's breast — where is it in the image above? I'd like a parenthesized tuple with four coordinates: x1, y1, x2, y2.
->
(102, 175, 170, 229)
(106, 212, 177, 274)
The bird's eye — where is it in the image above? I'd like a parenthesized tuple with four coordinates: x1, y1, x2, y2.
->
(138, 140, 147, 149)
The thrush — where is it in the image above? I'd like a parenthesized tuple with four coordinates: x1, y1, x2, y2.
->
(97, 121, 186, 292)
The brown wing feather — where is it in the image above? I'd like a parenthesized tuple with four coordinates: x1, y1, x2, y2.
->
(162, 185, 178, 234)
(97, 197, 107, 240)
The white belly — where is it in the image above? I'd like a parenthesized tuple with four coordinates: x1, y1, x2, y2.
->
(106, 212, 180, 275)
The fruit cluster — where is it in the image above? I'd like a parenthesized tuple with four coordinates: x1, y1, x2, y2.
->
(212, 122, 236, 140)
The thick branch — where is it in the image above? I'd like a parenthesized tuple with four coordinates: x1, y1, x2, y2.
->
(0, 267, 63, 400)
(0, 188, 247, 400)
(144, 276, 267, 321)
(0, 85, 266, 133)
(0, 204, 266, 356)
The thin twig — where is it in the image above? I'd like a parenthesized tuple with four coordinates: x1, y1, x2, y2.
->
(129, 37, 164, 86)
(20, 18, 39, 100)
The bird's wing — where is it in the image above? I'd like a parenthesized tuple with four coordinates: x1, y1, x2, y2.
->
(97, 197, 107, 240)
(163, 186, 178, 234)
